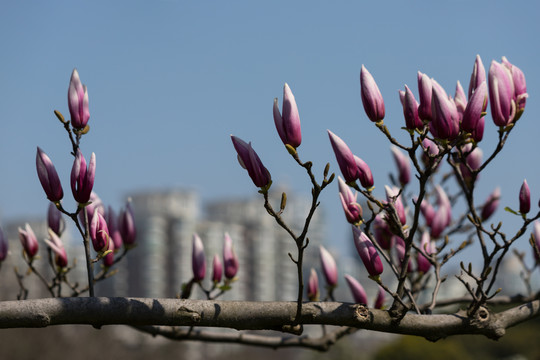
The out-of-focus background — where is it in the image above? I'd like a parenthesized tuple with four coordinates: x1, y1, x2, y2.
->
(1, 1, 540, 359)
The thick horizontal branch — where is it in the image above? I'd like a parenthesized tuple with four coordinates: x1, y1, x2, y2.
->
(0, 297, 538, 341)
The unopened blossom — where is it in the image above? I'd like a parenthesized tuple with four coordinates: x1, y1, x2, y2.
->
(360, 65, 385, 122)
(231, 136, 271, 188)
(68, 69, 90, 129)
(48, 202, 65, 236)
(223, 233, 239, 279)
(319, 246, 338, 287)
(307, 268, 319, 301)
(354, 155, 374, 188)
(430, 80, 460, 139)
(385, 186, 406, 226)
(519, 179, 531, 214)
(402, 85, 422, 130)
(44, 228, 68, 268)
(459, 144, 483, 187)
(36, 147, 64, 202)
(394, 236, 414, 272)
(454, 81, 467, 119)
(501, 56, 528, 116)
(328, 130, 359, 183)
(0, 228, 8, 261)
(481, 187, 501, 221)
(212, 254, 223, 283)
(468, 55, 487, 101)
(373, 214, 393, 250)
(430, 203, 449, 238)
(273, 83, 302, 148)
(416, 231, 434, 273)
(390, 146, 411, 186)
(18, 223, 39, 259)
(352, 227, 383, 277)
(417, 71, 433, 121)
(90, 211, 110, 252)
(461, 81, 487, 141)
(435, 185, 452, 225)
(374, 286, 386, 309)
(105, 206, 123, 251)
(417, 197, 435, 227)
(338, 177, 363, 225)
(421, 138, 440, 167)
(192, 234, 206, 282)
(119, 199, 136, 246)
(103, 239, 115, 267)
(344, 274, 368, 305)
(71, 150, 96, 205)
(489, 60, 516, 127)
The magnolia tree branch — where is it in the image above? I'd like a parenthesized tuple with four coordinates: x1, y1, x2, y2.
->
(1, 297, 539, 343)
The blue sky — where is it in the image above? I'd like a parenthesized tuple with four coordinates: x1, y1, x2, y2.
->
(1, 1, 540, 264)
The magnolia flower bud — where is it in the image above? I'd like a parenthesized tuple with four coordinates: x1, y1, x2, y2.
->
(231, 136, 271, 188)
(344, 274, 368, 305)
(212, 254, 223, 283)
(71, 150, 96, 205)
(390, 146, 411, 186)
(319, 246, 338, 287)
(273, 83, 302, 148)
(18, 223, 39, 259)
(44, 228, 68, 268)
(352, 227, 383, 277)
(338, 177, 362, 225)
(327, 130, 359, 183)
(223, 233, 239, 279)
(36, 147, 64, 202)
(307, 268, 319, 301)
(68, 69, 90, 129)
(417, 71, 433, 121)
(360, 65, 385, 122)
(192, 234, 206, 282)
(481, 187, 501, 221)
(519, 179, 531, 214)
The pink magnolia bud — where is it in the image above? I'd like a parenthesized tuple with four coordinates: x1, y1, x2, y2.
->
(374, 286, 386, 309)
(417, 197, 435, 227)
(462, 81, 487, 142)
(307, 268, 319, 301)
(0, 228, 8, 261)
(44, 228, 68, 268)
(212, 254, 223, 283)
(373, 214, 393, 249)
(328, 130, 359, 183)
(385, 185, 406, 226)
(402, 85, 422, 130)
(459, 144, 483, 187)
(36, 147, 64, 202)
(390, 146, 411, 186)
(417, 71, 433, 121)
(435, 185, 452, 225)
(344, 274, 368, 305)
(352, 227, 383, 277)
(71, 150, 96, 205)
(105, 206, 123, 251)
(416, 231, 433, 274)
(501, 56, 528, 116)
(48, 202, 65, 237)
(395, 236, 414, 272)
(354, 155, 374, 189)
(338, 177, 363, 225)
(273, 83, 302, 148)
(360, 65, 385, 122)
(421, 138, 440, 167)
(18, 223, 39, 259)
(103, 239, 115, 267)
(468, 55, 487, 102)
(119, 199, 136, 246)
(319, 246, 338, 287)
(519, 179, 531, 214)
(481, 187, 501, 221)
(430, 204, 449, 238)
(68, 69, 90, 129)
(192, 234, 206, 282)
(489, 60, 516, 127)
(231, 136, 272, 188)
(90, 211, 110, 252)
(454, 81, 467, 119)
(430, 80, 460, 139)
(80, 192, 105, 226)
(223, 233, 239, 279)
